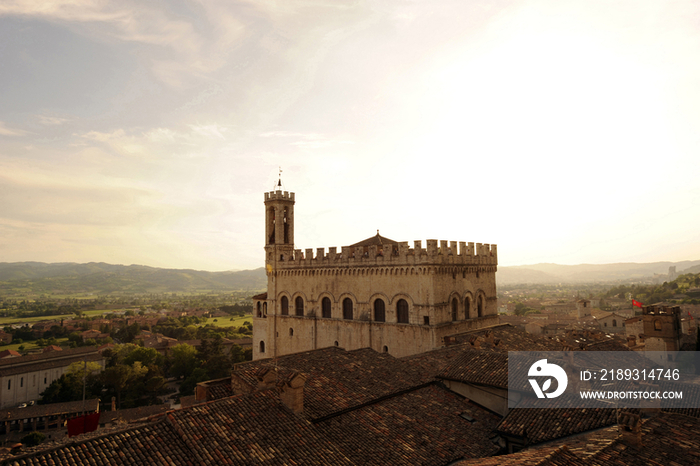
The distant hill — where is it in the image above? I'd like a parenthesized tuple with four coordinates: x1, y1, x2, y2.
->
(498, 260, 700, 285)
(0, 262, 267, 295)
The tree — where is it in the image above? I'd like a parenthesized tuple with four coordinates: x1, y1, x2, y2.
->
(169, 344, 199, 379)
(102, 362, 148, 409)
(21, 432, 45, 447)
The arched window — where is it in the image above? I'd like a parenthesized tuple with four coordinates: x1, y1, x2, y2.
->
(382, 346, 388, 353)
(477, 295, 484, 317)
(263, 302, 267, 316)
(465, 297, 471, 319)
(451, 298, 458, 322)
(334, 341, 339, 346)
(374, 299, 386, 322)
(289, 328, 294, 336)
(259, 341, 265, 353)
(397, 299, 409, 324)
(295, 297, 304, 316)
(612, 319, 617, 327)
(654, 320, 662, 331)
(343, 298, 353, 320)
(322, 297, 332, 318)
(256, 302, 261, 317)
(281, 296, 289, 315)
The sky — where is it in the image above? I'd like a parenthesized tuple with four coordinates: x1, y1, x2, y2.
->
(0, 0, 699, 272)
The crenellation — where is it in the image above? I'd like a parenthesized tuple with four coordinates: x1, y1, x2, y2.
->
(426, 239, 438, 256)
(270, 239, 498, 269)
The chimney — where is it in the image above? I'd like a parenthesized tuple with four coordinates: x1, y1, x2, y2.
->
(618, 412, 642, 448)
(279, 373, 305, 414)
(195, 382, 208, 403)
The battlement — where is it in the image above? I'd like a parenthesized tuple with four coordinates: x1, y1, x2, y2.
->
(273, 240, 497, 269)
(265, 190, 295, 202)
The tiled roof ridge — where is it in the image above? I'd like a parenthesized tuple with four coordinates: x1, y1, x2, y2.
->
(233, 345, 347, 369)
(310, 381, 437, 424)
(164, 411, 208, 465)
(0, 420, 157, 464)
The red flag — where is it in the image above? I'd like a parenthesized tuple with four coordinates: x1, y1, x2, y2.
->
(689, 311, 694, 321)
(67, 412, 100, 437)
(632, 299, 643, 308)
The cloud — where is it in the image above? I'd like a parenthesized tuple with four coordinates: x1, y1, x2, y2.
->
(0, 121, 28, 136)
(37, 115, 69, 126)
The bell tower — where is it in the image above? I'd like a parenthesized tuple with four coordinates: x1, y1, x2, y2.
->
(264, 181, 295, 267)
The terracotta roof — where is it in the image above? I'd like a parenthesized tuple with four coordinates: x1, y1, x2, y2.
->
(252, 292, 267, 300)
(1, 399, 99, 422)
(455, 445, 587, 465)
(445, 324, 569, 352)
(348, 232, 398, 248)
(438, 351, 509, 389)
(2, 421, 193, 466)
(165, 390, 355, 465)
(587, 412, 700, 465)
(497, 397, 620, 445)
(232, 346, 426, 420)
(318, 385, 500, 465)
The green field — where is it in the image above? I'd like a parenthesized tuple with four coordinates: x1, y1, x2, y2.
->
(0, 338, 69, 353)
(0, 309, 124, 327)
(201, 315, 251, 328)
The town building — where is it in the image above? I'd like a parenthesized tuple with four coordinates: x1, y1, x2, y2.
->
(253, 188, 499, 359)
(0, 347, 104, 409)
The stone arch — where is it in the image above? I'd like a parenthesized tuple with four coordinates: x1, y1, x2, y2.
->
(278, 292, 292, 316)
(339, 293, 358, 320)
(449, 292, 461, 321)
(291, 292, 308, 317)
(370, 293, 390, 323)
(475, 290, 486, 317)
(463, 291, 474, 319)
(317, 292, 335, 319)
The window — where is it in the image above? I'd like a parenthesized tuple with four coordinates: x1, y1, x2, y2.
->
(374, 299, 386, 322)
(281, 296, 289, 315)
(612, 319, 617, 327)
(477, 296, 484, 317)
(397, 299, 409, 324)
(334, 341, 339, 346)
(20, 377, 23, 388)
(465, 297, 471, 319)
(7, 380, 10, 390)
(263, 302, 267, 316)
(604, 322, 607, 327)
(654, 320, 662, 331)
(256, 302, 262, 317)
(382, 346, 388, 353)
(451, 298, 458, 322)
(260, 341, 266, 353)
(322, 297, 332, 318)
(295, 297, 304, 316)
(289, 328, 294, 336)
(343, 298, 353, 320)
(424, 316, 430, 325)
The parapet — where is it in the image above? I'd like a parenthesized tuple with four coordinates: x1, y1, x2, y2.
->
(277, 239, 497, 269)
(264, 190, 295, 202)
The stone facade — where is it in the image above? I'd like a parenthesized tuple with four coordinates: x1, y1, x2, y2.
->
(253, 189, 499, 360)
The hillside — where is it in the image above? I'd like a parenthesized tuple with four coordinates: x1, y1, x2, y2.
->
(0, 262, 267, 295)
(497, 260, 700, 285)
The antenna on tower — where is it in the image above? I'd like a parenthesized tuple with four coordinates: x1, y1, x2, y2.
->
(275, 167, 285, 191)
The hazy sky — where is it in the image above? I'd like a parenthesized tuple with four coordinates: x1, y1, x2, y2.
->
(1, 1, 699, 271)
